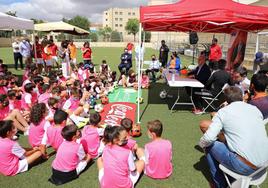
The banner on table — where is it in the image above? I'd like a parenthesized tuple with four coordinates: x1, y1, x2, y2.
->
(100, 102, 136, 126)
(108, 88, 141, 103)
(226, 30, 248, 70)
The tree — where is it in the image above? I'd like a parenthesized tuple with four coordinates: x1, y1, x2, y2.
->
(68, 15, 90, 31)
(30, 18, 44, 24)
(141, 31, 151, 42)
(110, 31, 122, 42)
(5, 11, 17, 17)
(89, 32, 98, 42)
(98, 26, 112, 42)
(125, 18, 139, 42)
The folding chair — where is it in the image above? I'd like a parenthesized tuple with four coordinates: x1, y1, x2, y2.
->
(200, 83, 229, 113)
(219, 160, 268, 188)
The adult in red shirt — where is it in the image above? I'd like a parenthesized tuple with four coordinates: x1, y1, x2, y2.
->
(209, 38, 222, 70)
(81, 41, 92, 66)
(49, 39, 59, 70)
(32, 36, 44, 74)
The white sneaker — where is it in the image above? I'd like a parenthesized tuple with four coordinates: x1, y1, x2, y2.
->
(24, 127, 29, 136)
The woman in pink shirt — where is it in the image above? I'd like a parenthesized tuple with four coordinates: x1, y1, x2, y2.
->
(0, 120, 42, 176)
(97, 126, 145, 188)
(143, 120, 173, 179)
(28, 103, 50, 157)
(81, 113, 104, 159)
(38, 84, 51, 104)
(49, 124, 91, 185)
(141, 71, 150, 89)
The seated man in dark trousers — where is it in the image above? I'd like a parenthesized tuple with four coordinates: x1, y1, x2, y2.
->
(199, 86, 268, 188)
(118, 48, 132, 75)
(192, 59, 232, 114)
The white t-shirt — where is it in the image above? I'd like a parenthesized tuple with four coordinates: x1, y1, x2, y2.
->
(12, 42, 20, 53)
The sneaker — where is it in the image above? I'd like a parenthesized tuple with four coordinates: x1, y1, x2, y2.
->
(24, 127, 29, 136)
(193, 109, 204, 115)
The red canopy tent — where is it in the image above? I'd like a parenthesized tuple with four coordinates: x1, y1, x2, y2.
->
(140, 0, 268, 33)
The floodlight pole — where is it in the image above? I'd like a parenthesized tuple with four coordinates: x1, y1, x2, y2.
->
(137, 23, 142, 124)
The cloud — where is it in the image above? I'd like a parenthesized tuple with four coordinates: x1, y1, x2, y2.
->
(0, 0, 149, 23)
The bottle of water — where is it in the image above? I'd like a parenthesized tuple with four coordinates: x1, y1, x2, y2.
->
(172, 72, 175, 82)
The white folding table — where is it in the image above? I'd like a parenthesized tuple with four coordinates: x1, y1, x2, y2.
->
(164, 70, 204, 112)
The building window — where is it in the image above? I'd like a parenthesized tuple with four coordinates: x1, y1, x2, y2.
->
(105, 12, 108, 15)
(119, 24, 123, 27)
(132, 12, 135, 16)
(105, 19, 108, 21)
(115, 18, 118, 21)
(115, 24, 118, 27)
(106, 24, 108, 27)
(115, 11, 118, 15)
(128, 12, 131, 15)
(119, 18, 123, 21)
(119, 12, 123, 15)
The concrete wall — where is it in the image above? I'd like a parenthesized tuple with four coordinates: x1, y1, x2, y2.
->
(0, 38, 12, 47)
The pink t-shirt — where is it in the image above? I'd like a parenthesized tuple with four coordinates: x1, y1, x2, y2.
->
(122, 138, 136, 151)
(21, 93, 32, 110)
(81, 125, 103, 158)
(52, 141, 85, 172)
(38, 92, 51, 104)
(29, 119, 50, 147)
(43, 125, 64, 150)
(101, 145, 136, 188)
(0, 86, 7, 94)
(63, 97, 80, 111)
(145, 139, 172, 179)
(0, 138, 25, 176)
(0, 106, 10, 120)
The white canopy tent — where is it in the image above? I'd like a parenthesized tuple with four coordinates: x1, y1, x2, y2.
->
(0, 12, 34, 30)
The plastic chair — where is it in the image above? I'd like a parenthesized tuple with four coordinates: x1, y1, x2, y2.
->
(219, 160, 268, 188)
(195, 83, 229, 113)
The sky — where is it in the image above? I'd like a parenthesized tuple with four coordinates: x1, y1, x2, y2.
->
(0, 0, 150, 23)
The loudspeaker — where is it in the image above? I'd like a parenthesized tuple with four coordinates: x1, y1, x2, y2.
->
(189, 31, 199, 45)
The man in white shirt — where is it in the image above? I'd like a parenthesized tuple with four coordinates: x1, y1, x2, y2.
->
(146, 54, 161, 82)
(233, 66, 250, 94)
(199, 86, 268, 188)
(12, 39, 23, 70)
(19, 37, 32, 68)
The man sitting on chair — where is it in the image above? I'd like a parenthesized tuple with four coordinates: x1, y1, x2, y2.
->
(199, 86, 268, 188)
(192, 59, 232, 114)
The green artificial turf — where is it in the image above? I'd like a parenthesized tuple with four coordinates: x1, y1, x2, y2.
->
(0, 47, 267, 188)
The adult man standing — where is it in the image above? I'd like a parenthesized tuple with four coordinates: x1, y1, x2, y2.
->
(209, 38, 222, 70)
(199, 86, 268, 188)
(159, 40, 169, 68)
(12, 38, 23, 70)
(50, 39, 59, 69)
(19, 37, 32, 68)
(32, 36, 43, 73)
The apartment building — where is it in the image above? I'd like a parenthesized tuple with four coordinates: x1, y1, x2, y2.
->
(103, 7, 139, 41)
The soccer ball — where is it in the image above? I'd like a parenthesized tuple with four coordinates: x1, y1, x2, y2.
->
(159, 90, 167, 99)
(94, 104, 104, 113)
(136, 97, 144, 104)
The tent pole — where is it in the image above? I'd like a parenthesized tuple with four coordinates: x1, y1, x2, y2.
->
(255, 33, 259, 54)
(137, 23, 142, 124)
(33, 30, 37, 64)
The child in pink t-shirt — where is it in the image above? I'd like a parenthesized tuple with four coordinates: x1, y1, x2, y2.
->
(141, 71, 150, 89)
(49, 124, 91, 185)
(81, 113, 104, 159)
(38, 84, 51, 104)
(120, 118, 138, 152)
(0, 120, 42, 176)
(97, 126, 145, 188)
(21, 83, 36, 111)
(143, 120, 173, 179)
(28, 103, 50, 157)
(42, 110, 68, 151)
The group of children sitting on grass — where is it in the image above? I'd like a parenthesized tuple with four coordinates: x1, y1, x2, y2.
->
(0, 59, 171, 187)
